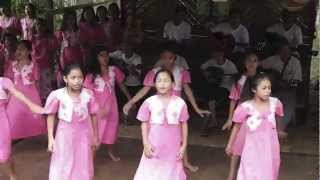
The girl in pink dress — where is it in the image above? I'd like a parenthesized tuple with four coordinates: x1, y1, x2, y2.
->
(226, 73, 287, 180)
(56, 9, 84, 69)
(84, 46, 131, 161)
(123, 45, 210, 172)
(55, 10, 84, 87)
(45, 64, 99, 180)
(222, 52, 259, 180)
(20, 3, 37, 41)
(5, 40, 46, 140)
(0, 75, 43, 180)
(105, 3, 123, 52)
(0, 33, 17, 71)
(0, 7, 20, 37)
(79, 7, 107, 68)
(134, 69, 189, 180)
(31, 18, 59, 101)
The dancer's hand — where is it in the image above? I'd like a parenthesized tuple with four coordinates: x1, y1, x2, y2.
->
(222, 119, 233, 131)
(177, 145, 186, 160)
(123, 101, 134, 115)
(195, 108, 211, 118)
(143, 143, 154, 159)
(225, 145, 233, 157)
(47, 138, 55, 152)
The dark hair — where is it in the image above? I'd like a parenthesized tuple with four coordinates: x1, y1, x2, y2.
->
(18, 40, 32, 51)
(109, 3, 120, 17)
(234, 50, 258, 82)
(238, 72, 271, 102)
(153, 68, 175, 83)
(80, 6, 97, 25)
(63, 63, 83, 76)
(175, 6, 185, 14)
(96, 5, 109, 21)
(60, 9, 78, 32)
(25, 3, 36, 18)
(88, 45, 108, 80)
(2, 33, 17, 44)
(160, 41, 179, 55)
(36, 17, 50, 35)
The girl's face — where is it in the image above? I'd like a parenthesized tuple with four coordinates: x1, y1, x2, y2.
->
(35, 21, 46, 34)
(253, 79, 271, 101)
(213, 51, 225, 64)
(15, 44, 30, 60)
(84, 9, 95, 22)
(63, 68, 84, 91)
(245, 54, 258, 73)
(160, 51, 175, 69)
(67, 14, 76, 27)
(25, 5, 34, 16)
(155, 72, 173, 95)
(98, 51, 109, 67)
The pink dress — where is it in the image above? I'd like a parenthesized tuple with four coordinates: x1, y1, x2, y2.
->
(0, 16, 21, 35)
(232, 97, 284, 180)
(20, 17, 36, 40)
(143, 66, 191, 97)
(0, 77, 14, 163)
(103, 19, 123, 52)
(83, 66, 125, 144)
(55, 30, 84, 68)
(44, 88, 99, 180)
(5, 61, 46, 139)
(228, 75, 247, 156)
(79, 22, 107, 65)
(134, 95, 189, 180)
(31, 35, 59, 99)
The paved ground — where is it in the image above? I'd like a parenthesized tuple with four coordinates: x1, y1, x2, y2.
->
(0, 136, 317, 180)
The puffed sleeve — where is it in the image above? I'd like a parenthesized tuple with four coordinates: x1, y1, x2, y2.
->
(232, 103, 249, 124)
(44, 91, 59, 114)
(136, 99, 151, 122)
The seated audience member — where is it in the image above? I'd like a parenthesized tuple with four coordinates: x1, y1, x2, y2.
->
(210, 12, 249, 54)
(199, 47, 238, 136)
(163, 7, 191, 44)
(267, 10, 303, 50)
(261, 41, 302, 131)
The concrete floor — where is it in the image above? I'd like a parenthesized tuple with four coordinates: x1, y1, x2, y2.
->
(0, 136, 317, 180)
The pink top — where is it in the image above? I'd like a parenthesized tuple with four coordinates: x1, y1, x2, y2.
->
(5, 60, 40, 86)
(0, 77, 14, 100)
(137, 95, 189, 124)
(44, 88, 99, 122)
(31, 35, 59, 69)
(143, 66, 191, 96)
(83, 66, 125, 93)
(20, 17, 36, 40)
(0, 16, 21, 35)
(103, 19, 123, 51)
(233, 97, 284, 131)
(79, 22, 107, 48)
(229, 75, 247, 101)
(55, 30, 83, 67)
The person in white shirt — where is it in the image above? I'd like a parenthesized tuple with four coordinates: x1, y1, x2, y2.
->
(261, 42, 302, 130)
(163, 7, 191, 44)
(199, 48, 238, 136)
(109, 43, 142, 92)
(267, 11, 303, 49)
(210, 13, 250, 53)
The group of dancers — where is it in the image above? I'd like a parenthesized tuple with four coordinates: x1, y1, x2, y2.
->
(0, 2, 289, 180)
